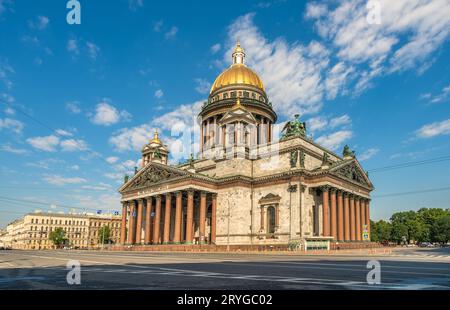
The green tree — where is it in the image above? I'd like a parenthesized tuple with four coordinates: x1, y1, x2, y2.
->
(418, 208, 450, 242)
(98, 225, 112, 245)
(431, 215, 450, 244)
(371, 220, 391, 243)
(49, 227, 68, 248)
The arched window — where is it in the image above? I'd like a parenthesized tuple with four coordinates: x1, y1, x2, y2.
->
(267, 206, 276, 234)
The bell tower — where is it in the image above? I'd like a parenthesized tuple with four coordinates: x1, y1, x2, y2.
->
(141, 130, 169, 166)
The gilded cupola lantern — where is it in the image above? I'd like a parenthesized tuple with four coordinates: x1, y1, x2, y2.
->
(141, 130, 169, 166)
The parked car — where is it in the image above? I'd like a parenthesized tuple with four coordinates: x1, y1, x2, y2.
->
(418, 242, 432, 247)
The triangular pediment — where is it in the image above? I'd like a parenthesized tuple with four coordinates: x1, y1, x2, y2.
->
(119, 162, 190, 193)
(219, 108, 257, 125)
(329, 159, 373, 189)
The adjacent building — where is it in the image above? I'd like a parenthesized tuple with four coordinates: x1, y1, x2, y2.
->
(0, 212, 122, 250)
(119, 42, 374, 248)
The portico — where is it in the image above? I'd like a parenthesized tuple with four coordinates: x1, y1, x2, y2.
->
(121, 189, 217, 245)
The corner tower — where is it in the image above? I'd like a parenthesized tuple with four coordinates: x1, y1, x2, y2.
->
(141, 130, 169, 166)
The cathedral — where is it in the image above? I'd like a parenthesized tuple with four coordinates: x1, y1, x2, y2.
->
(118, 42, 374, 249)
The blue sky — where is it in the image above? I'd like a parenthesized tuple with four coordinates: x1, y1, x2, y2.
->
(0, 0, 450, 228)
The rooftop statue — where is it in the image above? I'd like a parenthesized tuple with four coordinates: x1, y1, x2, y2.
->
(342, 144, 356, 159)
(281, 114, 307, 139)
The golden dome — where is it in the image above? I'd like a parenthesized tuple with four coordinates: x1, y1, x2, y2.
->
(210, 64, 265, 94)
(210, 42, 265, 95)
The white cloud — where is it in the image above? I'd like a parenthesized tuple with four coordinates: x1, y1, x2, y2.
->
(329, 114, 351, 128)
(415, 119, 450, 138)
(305, 2, 328, 19)
(67, 39, 79, 55)
(210, 43, 221, 54)
(316, 130, 353, 151)
(359, 148, 379, 161)
(109, 100, 203, 154)
(153, 20, 163, 32)
(60, 139, 88, 152)
(307, 114, 351, 133)
(0, 144, 27, 155)
(1, 93, 15, 104)
(420, 84, 450, 104)
(0, 61, 14, 89)
(104, 172, 124, 180)
(115, 159, 139, 172)
(26, 135, 60, 152)
(165, 26, 178, 39)
(66, 101, 81, 114)
(307, 116, 328, 133)
(154, 89, 164, 99)
(217, 2, 450, 118)
(152, 100, 203, 132)
(70, 165, 80, 171)
(0, 118, 24, 134)
(26, 135, 88, 152)
(44, 175, 87, 186)
(86, 41, 100, 60)
(4, 107, 14, 115)
(90, 102, 131, 126)
(109, 124, 153, 152)
(106, 156, 119, 164)
(225, 13, 329, 117)
(308, 0, 450, 82)
(194, 78, 211, 94)
(55, 129, 73, 137)
(28, 15, 49, 30)
(25, 158, 64, 170)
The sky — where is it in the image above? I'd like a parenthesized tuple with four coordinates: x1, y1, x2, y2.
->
(0, 0, 450, 228)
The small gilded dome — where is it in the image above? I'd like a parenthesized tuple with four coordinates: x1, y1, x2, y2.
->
(150, 130, 161, 145)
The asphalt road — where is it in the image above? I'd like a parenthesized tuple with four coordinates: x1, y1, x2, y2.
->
(0, 247, 449, 290)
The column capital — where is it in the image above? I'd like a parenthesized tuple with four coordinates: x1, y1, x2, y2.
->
(336, 189, 343, 196)
(329, 187, 337, 193)
(287, 184, 297, 193)
(319, 185, 331, 191)
(165, 192, 172, 198)
(211, 192, 218, 198)
(174, 191, 182, 197)
(200, 191, 207, 197)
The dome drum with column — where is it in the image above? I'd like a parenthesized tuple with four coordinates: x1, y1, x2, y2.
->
(199, 42, 277, 155)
